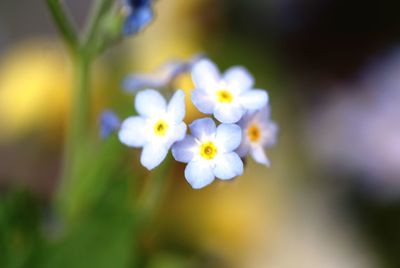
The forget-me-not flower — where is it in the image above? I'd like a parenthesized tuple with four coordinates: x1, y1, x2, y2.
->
(191, 59, 269, 123)
(118, 89, 187, 170)
(123, 0, 154, 36)
(172, 118, 243, 189)
(236, 105, 278, 166)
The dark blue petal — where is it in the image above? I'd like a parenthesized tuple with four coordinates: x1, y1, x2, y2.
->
(123, 6, 153, 36)
(99, 110, 121, 139)
(128, 0, 152, 9)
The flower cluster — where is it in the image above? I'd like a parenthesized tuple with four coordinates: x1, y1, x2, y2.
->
(112, 58, 278, 189)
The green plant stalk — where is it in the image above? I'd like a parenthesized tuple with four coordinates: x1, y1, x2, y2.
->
(45, 0, 113, 215)
(46, 0, 77, 52)
(60, 55, 91, 188)
(48, 0, 171, 227)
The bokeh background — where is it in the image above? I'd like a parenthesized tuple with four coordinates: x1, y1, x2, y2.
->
(1, 0, 400, 267)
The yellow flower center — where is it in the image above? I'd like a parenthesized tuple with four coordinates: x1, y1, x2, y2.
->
(216, 89, 233, 103)
(247, 124, 261, 142)
(153, 120, 169, 136)
(200, 142, 218, 160)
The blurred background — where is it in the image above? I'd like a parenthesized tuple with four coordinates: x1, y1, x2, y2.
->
(1, 0, 400, 267)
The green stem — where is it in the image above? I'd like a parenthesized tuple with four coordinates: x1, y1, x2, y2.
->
(83, 0, 114, 57)
(58, 55, 91, 205)
(46, 0, 78, 52)
(51, 0, 114, 217)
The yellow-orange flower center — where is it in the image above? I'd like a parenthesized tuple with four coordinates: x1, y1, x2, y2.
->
(216, 89, 233, 103)
(200, 142, 218, 160)
(153, 120, 169, 136)
(247, 124, 261, 142)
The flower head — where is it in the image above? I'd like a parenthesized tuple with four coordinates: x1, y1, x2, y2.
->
(237, 105, 278, 166)
(99, 110, 121, 139)
(191, 59, 269, 123)
(118, 89, 187, 170)
(172, 118, 243, 189)
(123, 0, 153, 36)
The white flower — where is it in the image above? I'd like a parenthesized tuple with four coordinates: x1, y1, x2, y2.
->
(237, 105, 278, 166)
(118, 89, 187, 170)
(191, 58, 269, 123)
(172, 118, 243, 189)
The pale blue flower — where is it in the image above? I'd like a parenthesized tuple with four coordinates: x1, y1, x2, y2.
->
(172, 118, 243, 189)
(99, 110, 121, 139)
(236, 105, 278, 166)
(118, 89, 187, 170)
(191, 59, 269, 123)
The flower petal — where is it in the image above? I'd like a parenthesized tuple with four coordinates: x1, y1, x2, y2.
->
(213, 152, 243, 180)
(191, 88, 216, 114)
(189, 118, 216, 140)
(100, 110, 120, 139)
(262, 121, 279, 147)
(214, 103, 245, 123)
(215, 123, 242, 152)
(118, 116, 148, 147)
(192, 59, 220, 89)
(165, 122, 187, 148)
(167, 90, 186, 122)
(135, 89, 167, 118)
(250, 145, 270, 166)
(174, 122, 188, 142)
(224, 66, 254, 92)
(140, 142, 168, 170)
(172, 135, 197, 163)
(122, 74, 165, 93)
(239, 89, 269, 111)
(236, 141, 250, 158)
(185, 160, 215, 189)
(255, 104, 271, 122)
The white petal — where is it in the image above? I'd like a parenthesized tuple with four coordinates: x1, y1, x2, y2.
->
(255, 104, 271, 122)
(174, 122, 187, 142)
(191, 89, 216, 114)
(192, 59, 220, 89)
(165, 122, 187, 148)
(214, 103, 245, 123)
(213, 152, 243, 180)
(189, 118, 216, 140)
(262, 121, 279, 147)
(172, 135, 197, 163)
(167, 90, 185, 122)
(239, 90, 268, 111)
(118, 116, 148, 147)
(223, 66, 254, 92)
(236, 141, 250, 158)
(135, 89, 167, 118)
(140, 142, 168, 170)
(215, 124, 242, 152)
(250, 145, 270, 166)
(185, 160, 215, 189)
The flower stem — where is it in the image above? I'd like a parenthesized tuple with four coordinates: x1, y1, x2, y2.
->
(46, 0, 78, 52)
(62, 55, 91, 183)
(49, 0, 113, 216)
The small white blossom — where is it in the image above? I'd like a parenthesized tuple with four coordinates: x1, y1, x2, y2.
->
(172, 118, 243, 189)
(237, 105, 278, 166)
(191, 58, 268, 123)
(118, 89, 187, 170)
